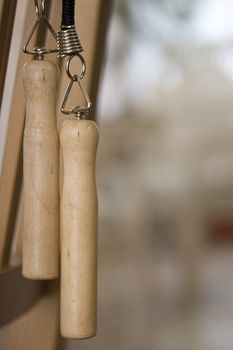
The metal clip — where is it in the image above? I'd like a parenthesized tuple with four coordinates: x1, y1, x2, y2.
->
(34, 0, 46, 20)
(23, 0, 58, 58)
(60, 54, 92, 119)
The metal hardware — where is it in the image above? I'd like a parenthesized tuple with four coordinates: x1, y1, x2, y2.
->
(65, 53, 86, 80)
(34, 0, 46, 19)
(60, 54, 92, 119)
(23, 0, 58, 58)
(59, 2, 92, 118)
(58, 25, 83, 57)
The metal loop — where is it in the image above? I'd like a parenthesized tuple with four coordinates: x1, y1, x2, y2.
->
(23, 0, 57, 57)
(34, 0, 46, 19)
(65, 54, 86, 81)
(23, 17, 58, 56)
(60, 75, 92, 118)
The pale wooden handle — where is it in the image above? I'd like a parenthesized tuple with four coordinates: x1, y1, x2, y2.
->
(60, 119, 99, 339)
(22, 60, 59, 280)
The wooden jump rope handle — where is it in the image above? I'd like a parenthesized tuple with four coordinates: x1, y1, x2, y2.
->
(22, 60, 59, 279)
(60, 119, 99, 339)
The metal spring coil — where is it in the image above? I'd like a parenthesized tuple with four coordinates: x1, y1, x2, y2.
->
(58, 25, 83, 57)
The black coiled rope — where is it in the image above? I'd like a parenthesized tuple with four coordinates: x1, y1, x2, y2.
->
(62, 0, 75, 26)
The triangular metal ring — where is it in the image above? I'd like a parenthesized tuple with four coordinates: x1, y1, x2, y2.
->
(61, 76, 92, 118)
(23, 17, 58, 55)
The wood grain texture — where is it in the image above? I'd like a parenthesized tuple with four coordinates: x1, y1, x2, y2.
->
(8, 0, 62, 269)
(0, 0, 41, 267)
(60, 119, 99, 339)
(22, 60, 59, 279)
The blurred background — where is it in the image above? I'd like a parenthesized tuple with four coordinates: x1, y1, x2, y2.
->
(69, 0, 233, 349)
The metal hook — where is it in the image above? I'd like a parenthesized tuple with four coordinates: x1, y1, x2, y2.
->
(34, 0, 46, 19)
(61, 75, 92, 119)
(23, 18, 58, 56)
(60, 53, 91, 118)
(23, 0, 58, 57)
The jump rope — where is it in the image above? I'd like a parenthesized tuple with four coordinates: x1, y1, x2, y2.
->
(22, 0, 98, 339)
